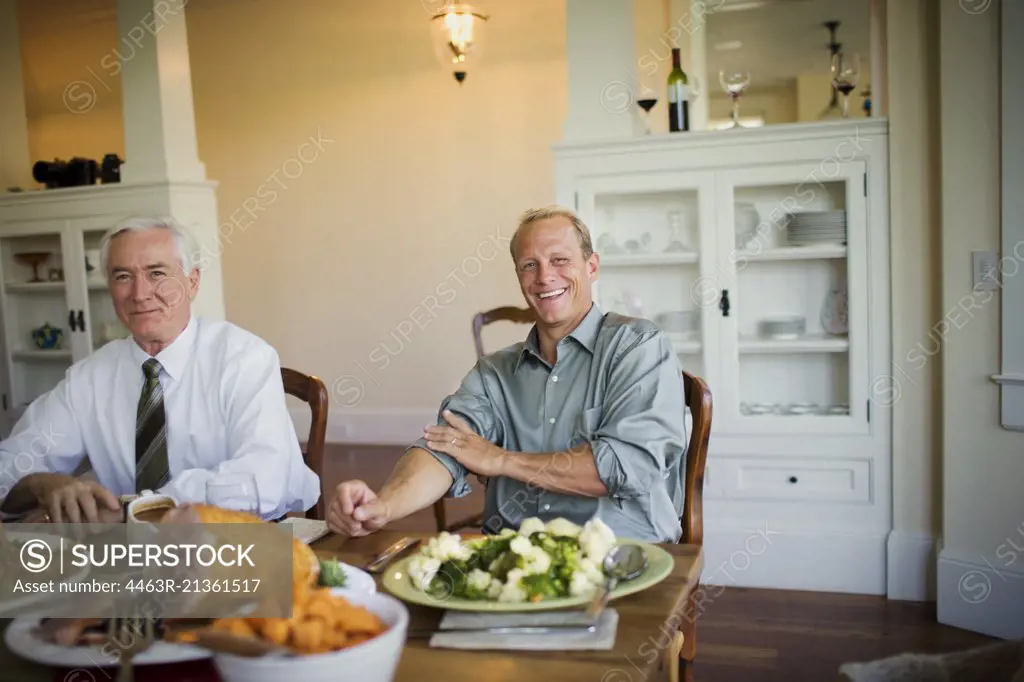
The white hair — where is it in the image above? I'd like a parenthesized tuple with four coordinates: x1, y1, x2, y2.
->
(99, 216, 203, 276)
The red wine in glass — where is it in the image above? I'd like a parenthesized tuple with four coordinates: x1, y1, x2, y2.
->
(637, 98, 657, 134)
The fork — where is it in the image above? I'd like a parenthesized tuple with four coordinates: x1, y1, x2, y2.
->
(107, 617, 156, 682)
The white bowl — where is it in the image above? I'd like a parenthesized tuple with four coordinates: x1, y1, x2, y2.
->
(212, 590, 409, 682)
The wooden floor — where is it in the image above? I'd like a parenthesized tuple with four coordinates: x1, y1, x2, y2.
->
(321, 444, 998, 681)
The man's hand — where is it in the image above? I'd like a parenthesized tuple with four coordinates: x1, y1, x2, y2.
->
(327, 480, 392, 537)
(31, 474, 121, 524)
(423, 410, 507, 478)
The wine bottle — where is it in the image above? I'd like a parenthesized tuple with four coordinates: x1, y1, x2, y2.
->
(667, 48, 689, 132)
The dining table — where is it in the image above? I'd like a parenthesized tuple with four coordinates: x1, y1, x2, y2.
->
(0, 529, 703, 682)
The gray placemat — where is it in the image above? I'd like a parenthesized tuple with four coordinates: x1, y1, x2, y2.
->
(429, 609, 618, 651)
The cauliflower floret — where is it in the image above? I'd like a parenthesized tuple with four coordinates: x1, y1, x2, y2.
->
(408, 555, 441, 591)
(498, 528, 518, 538)
(521, 546, 552, 576)
(498, 568, 528, 603)
(509, 535, 534, 556)
(569, 571, 600, 598)
(545, 517, 582, 538)
(486, 577, 503, 599)
(467, 568, 492, 592)
(578, 557, 606, 585)
(518, 517, 546, 537)
(579, 517, 617, 564)
(425, 532, 474, 562)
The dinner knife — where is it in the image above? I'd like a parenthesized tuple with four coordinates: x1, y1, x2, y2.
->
(364, 536, 421, 573)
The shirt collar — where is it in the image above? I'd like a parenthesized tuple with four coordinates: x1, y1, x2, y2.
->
(129, 315, 197, 382)
(515, 303, 604, 373)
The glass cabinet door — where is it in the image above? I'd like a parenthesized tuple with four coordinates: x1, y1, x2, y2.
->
(0, 226, 75, 416)
(74, 226, 126, 353)
(576, 172, 719, 395)
(711, 160, 869, 435)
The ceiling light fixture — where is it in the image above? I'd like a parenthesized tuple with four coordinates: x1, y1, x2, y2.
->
(430, 3, 489, 84)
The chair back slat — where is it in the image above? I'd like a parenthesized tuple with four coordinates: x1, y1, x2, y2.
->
(282, 367, 328, 520)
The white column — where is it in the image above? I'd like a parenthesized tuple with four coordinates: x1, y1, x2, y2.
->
(869, 0, 887, 117)
(0, 0, 33, 190)
(669, 0, 708, 131)
(564, 0, 641, 142)
(117, 0, 206, 184)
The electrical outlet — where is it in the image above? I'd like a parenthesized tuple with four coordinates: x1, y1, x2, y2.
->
(973, 251, 1000, 291)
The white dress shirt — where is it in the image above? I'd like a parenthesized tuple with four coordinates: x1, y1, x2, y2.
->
(0, 316, 321, 520)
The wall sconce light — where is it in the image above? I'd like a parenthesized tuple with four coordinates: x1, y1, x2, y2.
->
(430, 3, 489, 84)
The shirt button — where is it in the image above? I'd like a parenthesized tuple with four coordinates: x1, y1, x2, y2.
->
(549, 418, 555, 424)
(552, 375, 558, 382)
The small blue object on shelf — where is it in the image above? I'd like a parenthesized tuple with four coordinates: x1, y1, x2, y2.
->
(31, 323, 63, 350)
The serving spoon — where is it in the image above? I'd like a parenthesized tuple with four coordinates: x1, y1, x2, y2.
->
(586, 544, 649, 619)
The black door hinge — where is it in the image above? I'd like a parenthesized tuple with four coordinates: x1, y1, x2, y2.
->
(863, 174, 867, 196)
(867, 400, 871, 422)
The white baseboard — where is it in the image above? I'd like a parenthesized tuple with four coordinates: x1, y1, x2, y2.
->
(936, 547, 1024, 639)
(886, 531, 938, 601)
(701, 524, 888, 595)
(290, 408, 434, 445)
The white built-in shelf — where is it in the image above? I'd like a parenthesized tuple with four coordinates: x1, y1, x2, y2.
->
(4, 281, 66, 293)
(601, 252, 699, 267)
(88, 281, 107, 291)
(12, 349, 72, 362)
(736, 245, 847, 262)
(738, 335, 849, 353)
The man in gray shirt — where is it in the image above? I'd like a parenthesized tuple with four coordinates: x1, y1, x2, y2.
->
(327, 206, 688, 542)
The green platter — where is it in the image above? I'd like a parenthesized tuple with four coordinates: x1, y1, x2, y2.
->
(381, 538, 675, 612)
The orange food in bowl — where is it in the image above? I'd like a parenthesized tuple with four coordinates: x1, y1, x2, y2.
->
(209, 588, 387, 655)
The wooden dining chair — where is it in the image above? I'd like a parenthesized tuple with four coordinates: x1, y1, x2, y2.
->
(672, 369, 713, 682)
(432, 305, 537, 533)
(282, 367, 329, 521)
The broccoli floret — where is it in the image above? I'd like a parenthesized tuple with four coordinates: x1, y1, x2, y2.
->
(317, 558, 348, 588)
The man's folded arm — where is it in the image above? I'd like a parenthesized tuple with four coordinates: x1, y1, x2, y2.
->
(501, 330, 686, 499)
(0, 377, 87, 516)
(160, 343, 315, 520)
(394, 363, 502, 509)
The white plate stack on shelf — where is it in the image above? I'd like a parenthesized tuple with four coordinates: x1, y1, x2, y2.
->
(785, 210, 846, 246)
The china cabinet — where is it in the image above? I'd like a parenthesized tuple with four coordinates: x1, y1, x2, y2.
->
(0, 181, 225, 431)
(554, 119, 891, 594)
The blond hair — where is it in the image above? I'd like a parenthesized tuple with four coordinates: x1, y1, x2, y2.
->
(509, 206, 595, 262)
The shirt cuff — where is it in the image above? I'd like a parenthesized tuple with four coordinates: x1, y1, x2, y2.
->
(408, 438, 471, 499)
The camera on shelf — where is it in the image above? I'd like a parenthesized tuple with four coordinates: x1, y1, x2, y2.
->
(31, 154, 123, 189)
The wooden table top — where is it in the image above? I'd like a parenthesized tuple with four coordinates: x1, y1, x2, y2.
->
(0, 529, 702, 682)
(314, 531, 704, 682)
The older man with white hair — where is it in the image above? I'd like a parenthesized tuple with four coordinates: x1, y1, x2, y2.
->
(0, 216, 320, 523)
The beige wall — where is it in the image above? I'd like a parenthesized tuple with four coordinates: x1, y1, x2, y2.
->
(938, 0, 1023, 561)
(884, 0, 943, 590)
(18, 0, 565, 412)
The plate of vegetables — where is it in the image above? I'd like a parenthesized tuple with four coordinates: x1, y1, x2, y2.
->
(381, 517, 674, 612)
(318, 556, 376, 595)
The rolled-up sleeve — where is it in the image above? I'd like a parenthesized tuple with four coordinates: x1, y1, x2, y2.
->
(581, 330, 686, 499)
(407, 362, 501, 499)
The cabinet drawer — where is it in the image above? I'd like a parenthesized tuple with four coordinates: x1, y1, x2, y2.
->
(715, 457, 871, 504)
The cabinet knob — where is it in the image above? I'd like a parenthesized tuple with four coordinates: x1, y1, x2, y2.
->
(788, 475, 798, 484)
(719, 289, 731, 317)
(68, 310, 78, 332)
(76, 310, 86, 331)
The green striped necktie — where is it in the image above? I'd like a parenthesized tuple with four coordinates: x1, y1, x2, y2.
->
(135, 358, 170, 493)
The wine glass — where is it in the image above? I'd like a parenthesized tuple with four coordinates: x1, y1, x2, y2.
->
(636, 89, 658, 135)
(831, 52, 861, 118)
(206, 473, 261, 517)
(719, 69, 751, 129)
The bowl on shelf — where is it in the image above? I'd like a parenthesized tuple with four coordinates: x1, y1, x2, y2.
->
(655, 310, 700, 335)
(757, 315, 805, 340)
